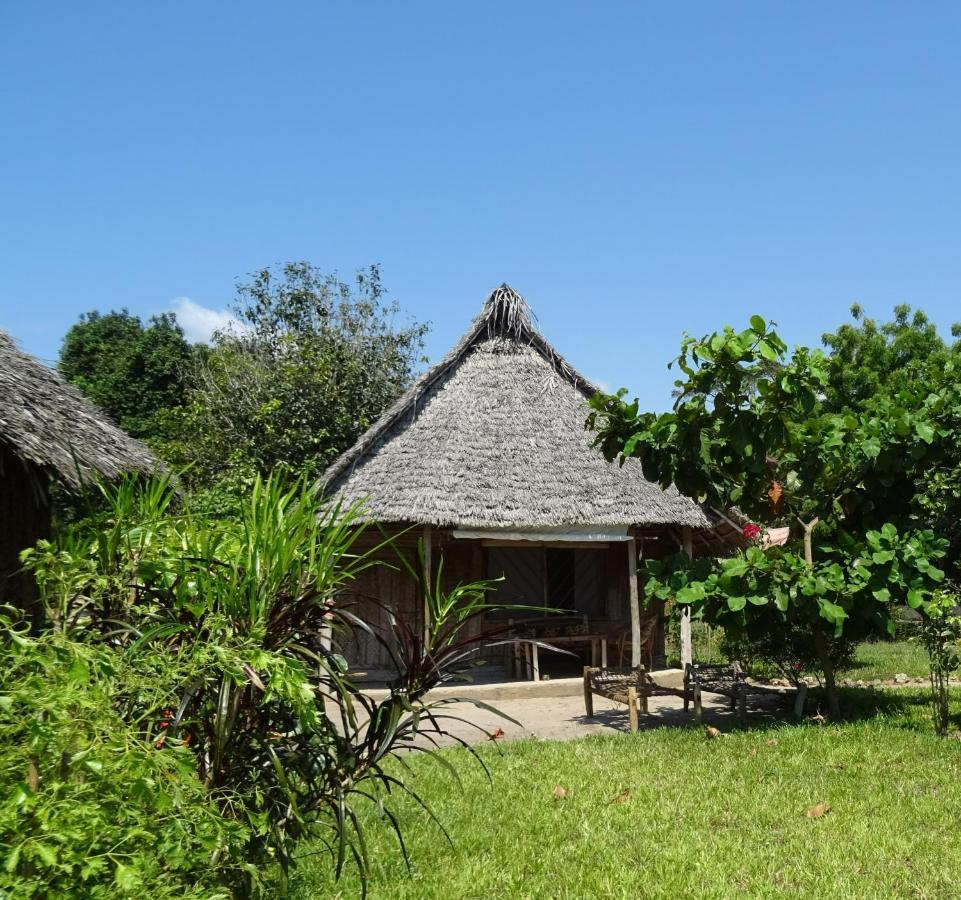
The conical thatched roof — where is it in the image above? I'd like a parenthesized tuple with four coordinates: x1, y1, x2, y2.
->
(0, 331, 157, 490)
(321, 285, 713, 530)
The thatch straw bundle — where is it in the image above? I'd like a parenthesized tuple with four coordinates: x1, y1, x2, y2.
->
(322, 285, 711, 529)
(0, 331, 156, 490)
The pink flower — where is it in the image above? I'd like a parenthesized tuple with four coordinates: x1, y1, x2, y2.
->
(742, 523, 762, 540)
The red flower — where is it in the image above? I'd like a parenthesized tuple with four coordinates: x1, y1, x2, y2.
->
(742, 523, 762, 540)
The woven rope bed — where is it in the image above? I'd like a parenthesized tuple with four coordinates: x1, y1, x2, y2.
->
(584, 662, 805, 731)
(582, 666, 661, 732)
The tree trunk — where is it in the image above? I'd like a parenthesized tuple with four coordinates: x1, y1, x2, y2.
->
(812, 621, 841, 720)
(801, 516, 840, 719)
(801, 517, 819, 567)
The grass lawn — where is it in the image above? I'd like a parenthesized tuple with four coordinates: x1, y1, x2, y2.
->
(294, 689, 961, 899)
(842, 639, 930, 681)
(668, 625, 931, 683)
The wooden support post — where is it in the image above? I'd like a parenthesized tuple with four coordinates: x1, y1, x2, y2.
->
(680, 526, 694, 669)
(319, 616, 333, 654)
(583, 666, 594, 717)
(628, 687, 639, 732)
(793, 683, 809, 719)
(627, 537, 641, 669)
(422, 525, 432, 646)
(737, 686, 747, 724)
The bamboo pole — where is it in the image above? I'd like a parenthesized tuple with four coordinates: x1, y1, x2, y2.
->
(422, 524, 432, 646)
(680, 526, 693, 669)
(627, 537, 640, 668)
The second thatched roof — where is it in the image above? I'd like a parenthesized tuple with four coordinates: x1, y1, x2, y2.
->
(0, 331, 157, 490)
(321, 285, 713, 530)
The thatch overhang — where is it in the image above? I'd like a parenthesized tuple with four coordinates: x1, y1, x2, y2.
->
(321, 285, 715, 533)
(0, 331, 157, 491)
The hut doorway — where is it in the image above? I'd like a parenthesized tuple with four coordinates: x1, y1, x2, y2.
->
(485, 545, 607, 618)
(482, 540, 621, 680)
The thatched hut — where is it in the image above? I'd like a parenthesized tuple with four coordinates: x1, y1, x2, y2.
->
(322, 286, 736, 678)
(0, 331, 156, 608)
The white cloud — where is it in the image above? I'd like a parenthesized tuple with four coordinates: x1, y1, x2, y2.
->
(170, 297, 243, 344)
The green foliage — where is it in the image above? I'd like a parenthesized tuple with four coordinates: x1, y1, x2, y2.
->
(721, 622, 856, 686)
(818, 303, 961, 574)
(917, 591, 961, 736)
(18, 472, 521, 895)
(589, 315, 961, 534)
(848, 524, 947, 610)
(645, 527, 946, 642)
(168, 263, 428, 506)
(588, 315, 958, 716)
(0, 615, 250, 898)
(590, 318, 803, 516)
(899, 365, 961, 569)
(55, 264, 429, 518)
(821, 303, 961, 414)
(58, 310, 193, 445)
(664, 620, 726, 667)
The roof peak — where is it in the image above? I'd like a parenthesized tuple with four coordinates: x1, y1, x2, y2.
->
(320, 282, 605, 491)
(480, 283, 535, 339)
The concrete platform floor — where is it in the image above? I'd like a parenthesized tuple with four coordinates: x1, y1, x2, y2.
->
(411, 693, 731, 746)
(361, 671, 787, 746)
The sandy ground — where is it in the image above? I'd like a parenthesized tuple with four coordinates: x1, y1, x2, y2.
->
(404, 689, 777, 747)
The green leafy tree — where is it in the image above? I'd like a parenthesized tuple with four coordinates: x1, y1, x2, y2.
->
(588, 318, 950, 717)
(821, 303, 961, 567)
(59, 310, 193, 444)
(821, 303, 960, 414)
(170, 263, 427, 506)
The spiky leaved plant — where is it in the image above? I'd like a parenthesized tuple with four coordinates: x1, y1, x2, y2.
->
(23, 473, 539, 896)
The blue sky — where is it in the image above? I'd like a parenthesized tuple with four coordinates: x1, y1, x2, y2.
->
(2, 3, 960, 410)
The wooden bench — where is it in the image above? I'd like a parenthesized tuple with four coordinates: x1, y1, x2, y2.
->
(684, 662, 807, 723)
(584, 663, 806, 730)
(582, 665, 702, 732)
(583, 666, 647, 731)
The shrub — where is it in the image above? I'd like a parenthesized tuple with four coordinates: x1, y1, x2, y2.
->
(917, 591, 961, 736)
(18, 473, 518, 896)
(0, 617, 251, 898)
(720, 616, 856, 686)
